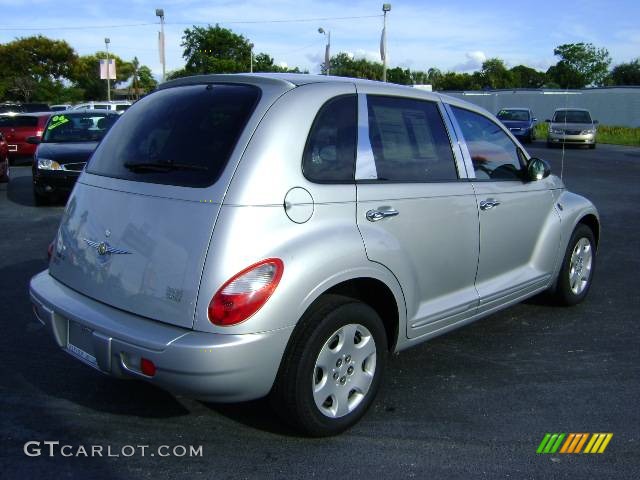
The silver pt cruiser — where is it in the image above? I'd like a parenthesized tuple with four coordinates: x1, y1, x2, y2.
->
(30, 74, 599, 436)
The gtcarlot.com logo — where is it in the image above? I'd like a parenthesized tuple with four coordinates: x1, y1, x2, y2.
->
(24, 441, 203, 458)
(536, 433, 613, 454)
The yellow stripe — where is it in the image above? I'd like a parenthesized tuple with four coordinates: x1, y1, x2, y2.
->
(574, 433, 589, 453)
(560, 434, 575, 453)
(568, 434, 582, 453)
(583, 434, 597, 453)
(597, 433, 613, 453)
(590, 434, 606, 453)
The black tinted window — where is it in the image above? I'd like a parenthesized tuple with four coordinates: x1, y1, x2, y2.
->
(87, 84, 260, 187)
(303, 95, 356, 183)
(452, 106, 523, 181)
(367, 96, 457, 182)
(552, 110, 592, 123)
(0, 115, 38, 128)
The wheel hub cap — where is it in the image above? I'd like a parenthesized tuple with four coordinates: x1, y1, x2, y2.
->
(312, 323, 377, 418)
(569, 237, 593, 295)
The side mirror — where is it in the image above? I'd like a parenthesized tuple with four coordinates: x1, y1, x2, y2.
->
(532, 117, 538, 123)
(593, 120, 599, 125)
(544, 119, 551, 123)
(527, 157, 551, 181)
(26, 136, 41, 145)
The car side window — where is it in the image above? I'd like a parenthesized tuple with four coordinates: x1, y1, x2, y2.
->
(302, 95, 357, 183)
(452, 106, 524, 181)
(366, 95, 457, 182)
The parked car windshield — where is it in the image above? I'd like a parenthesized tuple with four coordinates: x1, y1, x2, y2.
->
(87, 83, 261, 188)
(553, 110, 592, 123)
(497, 109, 530, 121)
(42, 113, 118, 143)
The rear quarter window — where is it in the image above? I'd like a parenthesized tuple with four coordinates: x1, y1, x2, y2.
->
(87, 84, 261, 187)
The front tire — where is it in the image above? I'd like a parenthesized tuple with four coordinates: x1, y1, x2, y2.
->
(271, 294, 387, 437)
(553, 224, 596, 306)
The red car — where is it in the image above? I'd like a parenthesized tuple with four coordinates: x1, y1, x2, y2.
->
(0, 112, 51, 162)
(0, 131, 8, 181)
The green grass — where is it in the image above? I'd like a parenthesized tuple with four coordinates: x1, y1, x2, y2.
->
(534, 123, 640, 146)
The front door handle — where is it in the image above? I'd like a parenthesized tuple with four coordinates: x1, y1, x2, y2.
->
(479, 198, 501, 210)
(366, 207, 399, 222)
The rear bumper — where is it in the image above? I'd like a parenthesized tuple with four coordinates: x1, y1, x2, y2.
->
(29, 270, 293, 402)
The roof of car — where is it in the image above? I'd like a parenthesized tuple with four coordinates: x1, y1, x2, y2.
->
(553, 108, 590, 112)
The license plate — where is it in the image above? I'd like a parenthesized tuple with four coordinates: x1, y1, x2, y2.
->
(8, 145, 17, 152)
(67, 320, 97, 367)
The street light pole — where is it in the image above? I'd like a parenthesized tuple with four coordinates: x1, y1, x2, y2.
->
(156, 8, 166, 82)
(250, 43, 254, 73)
(105, 37, 111, 101)
(382, 4, 391, 82)
(318, 27, 330, 75)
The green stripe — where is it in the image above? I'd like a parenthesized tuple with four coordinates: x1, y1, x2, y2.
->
(543, 434, 559, 453)
(537, 434, 552, 453)
(550, 433, 566, 453)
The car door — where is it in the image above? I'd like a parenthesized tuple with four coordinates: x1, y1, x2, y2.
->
(354, 90, 480, 339)
(446, 104, 561, 313)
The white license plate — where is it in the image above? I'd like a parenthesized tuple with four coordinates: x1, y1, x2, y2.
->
(67, 320, 97, 367)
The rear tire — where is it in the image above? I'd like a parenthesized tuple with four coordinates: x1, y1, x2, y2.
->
(552, 224, 596, 306)
(271, 294, 387, 437)
(589, 143, 596, 149)
(0, 157, 8, 182)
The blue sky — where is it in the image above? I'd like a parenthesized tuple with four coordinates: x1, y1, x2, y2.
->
(0, 0, 638, 78)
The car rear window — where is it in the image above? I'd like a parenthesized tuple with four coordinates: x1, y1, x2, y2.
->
(0, 115, 39, 128)
(87, 84, 260, 187)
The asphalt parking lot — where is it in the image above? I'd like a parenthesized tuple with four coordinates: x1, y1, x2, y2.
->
(1, 142, 639, 479)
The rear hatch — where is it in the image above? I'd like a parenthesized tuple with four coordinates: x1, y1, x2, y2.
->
(0, 114, 44, 153)
(49, 82, 277, 329)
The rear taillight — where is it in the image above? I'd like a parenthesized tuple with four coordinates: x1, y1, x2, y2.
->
(208, 258, 284, 326)
(35, 130, 43, 137)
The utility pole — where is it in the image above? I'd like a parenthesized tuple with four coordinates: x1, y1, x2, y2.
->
(105, 37, 111, 101)
(250, 43, 254, 73)
(381, 4, 391, 82)
(156, 8, 166, 82)
(318, 28, 330, 75)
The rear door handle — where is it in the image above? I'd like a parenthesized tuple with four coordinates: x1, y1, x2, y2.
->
(366, 207, 399, 222)
(479, 199, 501, 210)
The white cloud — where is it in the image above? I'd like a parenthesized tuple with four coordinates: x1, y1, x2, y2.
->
(452, 51, 487, 72)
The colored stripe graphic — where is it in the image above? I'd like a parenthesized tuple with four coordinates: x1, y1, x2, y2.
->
(538, 433, 613, 454)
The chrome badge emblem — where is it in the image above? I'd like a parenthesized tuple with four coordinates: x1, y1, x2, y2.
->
(84, 238, 131, 256)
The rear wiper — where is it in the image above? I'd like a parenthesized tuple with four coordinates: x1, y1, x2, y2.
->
(123, 161, 209, 172)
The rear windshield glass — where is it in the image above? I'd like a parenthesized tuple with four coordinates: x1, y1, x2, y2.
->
(0, 115, 39, 128)
(552, 110, 592, 123)
(87, 84, 261, 187)
(42, 113, 118, 143)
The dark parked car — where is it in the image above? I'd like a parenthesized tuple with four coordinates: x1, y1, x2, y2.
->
(31, 110, 119, 204)
(496, 108, 537, 143)
(0, 112, 52, 161)
(0, 132, 9, 182)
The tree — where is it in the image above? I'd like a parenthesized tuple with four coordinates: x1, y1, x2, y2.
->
(182, 25, 252, 74)
(326, 53, 382, 80)
(510, 65, 546, 88)
(548, 43, 611, 88)
(71, 52, 133, 100)
(253, 53, 302, 73)
(479, 58, 513, 89)
(607, 59, 640, 86)
(0, 35, 77, 102)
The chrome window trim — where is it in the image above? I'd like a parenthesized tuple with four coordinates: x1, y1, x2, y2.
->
(442, 102, 475, 179)
(436, 101, 470, 180)
(354, 93, 378, 181)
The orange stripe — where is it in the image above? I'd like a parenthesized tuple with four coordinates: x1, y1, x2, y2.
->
(590, 434, 606, 453)
(583, 433, 598, 453)
(574, 433, 589, 453)
(560, 434, 576, 453)
(567, 434, 582, 453)
(597, 434, 613, 453)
